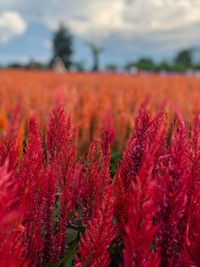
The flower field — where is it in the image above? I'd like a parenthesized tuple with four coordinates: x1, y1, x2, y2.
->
(0, 69, 200, 266)
(1, 70, 200, 150)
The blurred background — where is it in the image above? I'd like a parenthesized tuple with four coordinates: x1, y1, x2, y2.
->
(0, 0, 200, 73)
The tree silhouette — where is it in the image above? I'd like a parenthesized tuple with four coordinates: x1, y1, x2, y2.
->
(174, 49, 193, 69)
(51, 24, 73, 69)
(87, 42, 103, 71)
(136, 58, 155, 71)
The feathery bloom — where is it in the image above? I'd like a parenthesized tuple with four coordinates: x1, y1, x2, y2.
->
(123, 131, 161, 267)
(101, 109, 114, 156)
(155, 118, 189, 267)
(75, 185, 115, 267)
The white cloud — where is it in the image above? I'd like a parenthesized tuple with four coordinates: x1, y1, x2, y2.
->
(0, 11, 26, 43)
(0, 0, 200, 51)
(36, 1, 200, 34)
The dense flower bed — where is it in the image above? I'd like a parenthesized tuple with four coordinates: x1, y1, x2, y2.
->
(0, 101, 200, 266)
(1, 70, 200, 151)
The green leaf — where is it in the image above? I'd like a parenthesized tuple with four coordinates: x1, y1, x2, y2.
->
(67, 224, 86, 233)
(46, 238, 79, 267)
(81, 251, 94, 267)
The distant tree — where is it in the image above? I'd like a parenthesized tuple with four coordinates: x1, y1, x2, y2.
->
(51, 24, 73, 69)
(192, 47, 200, 69)
(136, 58, 155, 71)
(155, 60, 171, 72)
(195, 63, 200, 70)
(170, 62, 185, 72)
(174, 49, 193, 69)
(7, 63, 25, 69)
(86, 42, 103, 71)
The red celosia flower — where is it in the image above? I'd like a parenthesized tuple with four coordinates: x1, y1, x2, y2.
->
(43, 160, 57, 264)
(55, 163, 82, 261)
(81, 141, 101, 222)
(123, 131, 161, 267)
(188, 110, 200, 196)
(46, 106, 77, 188)
(46, 105, 67, 163)
(101, 109, 114, 156)
(17, 117, 43, 195)
(113, 169, 128, 238)
(5, 103, 21, 141)
(0, 138, 19, 173)
(75, 185, 115, 267)
(0, 104, 21, 173)
(0, 162, 27, 266)
(16, 117, 44, 265)
(100, 145, 112, 189)
(183, 181, 200, 266)
(120, 103, 164, 190)
(155, 118, 190, 267)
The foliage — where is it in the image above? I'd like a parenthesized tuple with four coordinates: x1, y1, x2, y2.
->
(136, 58, 155, 71)
(174, 49, 193, 69)
(86, 42, 103, 71)
(51, 23, 73, 69)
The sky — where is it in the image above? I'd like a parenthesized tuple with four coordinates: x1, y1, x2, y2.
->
(0, 0, 200, 68)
